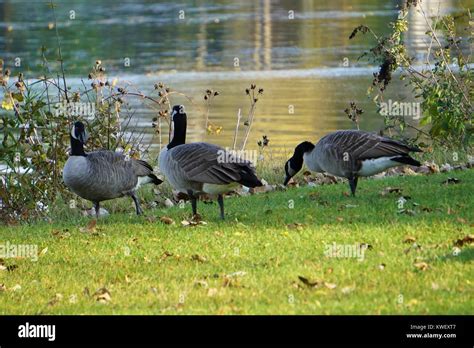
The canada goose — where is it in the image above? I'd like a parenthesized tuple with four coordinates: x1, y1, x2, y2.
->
(159, 105, 263, 219)
(63, 121, 162, 218)
(284, 130, 421, 195)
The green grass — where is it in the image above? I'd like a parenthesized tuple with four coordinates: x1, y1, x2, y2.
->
(0, 170, 473, 314)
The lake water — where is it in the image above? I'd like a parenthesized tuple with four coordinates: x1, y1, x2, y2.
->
(0, 0, 472, 157)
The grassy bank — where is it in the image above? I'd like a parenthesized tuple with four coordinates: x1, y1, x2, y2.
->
(0, 169, 472, 314)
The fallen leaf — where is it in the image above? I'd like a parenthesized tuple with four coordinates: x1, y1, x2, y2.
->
(181, 218, 207, 227)
(191, 254, 207, 263)
(414, 262, 429, 271)
(380, 187, 402, 196)
(287, 222, 304, 230)
(298, 276, 321, 288)
(324, 282, 337, 289)
(194, 280, 208, 288)
(159, 216, 174, 225)
(80, 219, 97, 233)
(398, 209, 416, 216)
(160, 251, 173, 260)
(378, 263, 386, 270)
(454, 235, 474, 247)
(0, 284, 6, 291)
(94, 287, 111, 303)
(442, 177, 460, 185)
(403, 236, 416, 243)
(47, 293, 63, 307)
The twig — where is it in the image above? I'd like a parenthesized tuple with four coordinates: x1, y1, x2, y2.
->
(232, 108, 241, 150)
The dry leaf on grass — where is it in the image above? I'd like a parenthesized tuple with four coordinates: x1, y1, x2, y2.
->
(298, 276, 321, 288)
(181, 219, 207, 227)
(47, 293, 63, 307)
(159, 216, 174, 225)
(414, 262, 429, 271)
(286, 222, 304, 230)
(442, 177, 460, 185)
(194, 280, 208, 288)
(191, 254, 207, 263)
(403, 236, 416, 244)
(79, 219, 97, 234)
(380, 187, 402, 196)
(454, 235, 474, 247)
(94, 287, 111, 303)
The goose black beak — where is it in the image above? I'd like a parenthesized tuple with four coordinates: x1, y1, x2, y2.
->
(283, 175, 291, 186)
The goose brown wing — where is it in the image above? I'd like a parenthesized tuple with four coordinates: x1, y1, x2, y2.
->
(169, 142, 255, 185)
(322, 130, 420, 160)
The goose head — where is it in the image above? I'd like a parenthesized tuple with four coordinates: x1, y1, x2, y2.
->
(71, 121, 89, 144)
(283, 141, 315, 185)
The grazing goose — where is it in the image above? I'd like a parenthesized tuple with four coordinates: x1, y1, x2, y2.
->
(159, 105, 263, 219)
(284, 130, 421, 195)
(63, 121, 162, 218)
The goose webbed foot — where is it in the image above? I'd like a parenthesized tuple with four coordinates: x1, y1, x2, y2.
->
(217, 194, 225, 220)
(348, 176, 358, 196)
(131, 192, 143, 215)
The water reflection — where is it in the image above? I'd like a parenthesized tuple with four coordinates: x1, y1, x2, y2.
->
(0, 0, 472, 158)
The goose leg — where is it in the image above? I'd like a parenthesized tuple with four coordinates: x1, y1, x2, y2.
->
(187, 190, 197, 216)
(217, 194, 225, 220)
(349, 176, 358, 196)
(130, 192, 143, 215)
(94, 202, 100, 219)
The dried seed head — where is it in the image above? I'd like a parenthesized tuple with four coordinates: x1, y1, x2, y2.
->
(251, 84, 256, 89)
(245, 88, 250, 95)
(88, 73, 93, 79)
(204, 95, 208, 100)
(214, 91, 219, 96)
